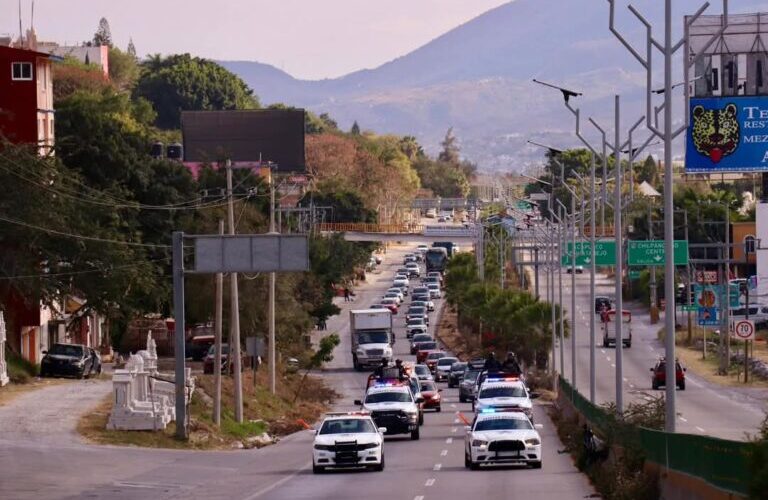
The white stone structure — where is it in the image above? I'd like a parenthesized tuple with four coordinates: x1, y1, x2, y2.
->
(106, 334, 195, 431)
(757, 203, 768, 300)
(0, 312, 9, 386)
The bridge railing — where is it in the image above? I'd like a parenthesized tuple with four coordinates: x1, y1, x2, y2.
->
(318, 223, 423, 234)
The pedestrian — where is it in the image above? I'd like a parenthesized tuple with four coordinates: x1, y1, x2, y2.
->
(344, 288, 351, 302)
(321, 318, 327, 330)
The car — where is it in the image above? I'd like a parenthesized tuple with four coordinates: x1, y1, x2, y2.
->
(425, 208, 437, 218)
(412, 286, 430, 297)
(203, 343, 227, 374)
(434, 356, 459, 382)
(473, 380, 535, 422)
(595, 296, 612, 314)
(403, 254, 417, 264)
(369, 303, 390, 312)
(417, 345, 440, 364)
(459, 368, 482, 403)
(411, 298, 435, 312)
(423, 276, 441, 287)
(425, 351, 447, 372)
(410, 333, 433, 354)
(419, 380, 442, 411)
(651, 358, 686, 390)
(566, 265, 585, 274)
(393, 277, 410, 289)
(426, 283, 443, 299)
(426, 271, 444, 286)
(396, 267, 411, 277)
(386, 287, 405, 302)
(437, 216, 447, 223)
(187, 334, 215, 361)
(416, 245, 429, 254)
(40, 343, 101, 379)
(406, 306, 429, 324)
(406, 317, 428, 337)
(464, 411, 542, 470)
(448, 361, 468, 388)
(355, 383, 422, 440)
(383, 291, 403, 305)
(312, 412, 386, 473)
(412, 363, 434, 381)
(405, 263, 421, 277)
(379, 298, 399, 314)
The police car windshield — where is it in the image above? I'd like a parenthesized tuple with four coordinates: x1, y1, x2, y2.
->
(479, 386, 527, 399)
(365, 391, 412, 404)
(475, 418, 532, 431)
(320, 419, 376, 434)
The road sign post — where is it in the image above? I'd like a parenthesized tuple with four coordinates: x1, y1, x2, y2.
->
(732, 320, 755, 341)
(627, 240, 689, 266)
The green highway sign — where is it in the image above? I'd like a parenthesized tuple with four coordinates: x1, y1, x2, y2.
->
(681, 304, 698, 312)
(627, 240, 689, 266)
(515, 200, 532, 210)
(628, 270, 641, 280)
(561, 240, 617, 267)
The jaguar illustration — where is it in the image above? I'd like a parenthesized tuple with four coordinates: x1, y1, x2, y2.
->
(691, 103, 739, 163)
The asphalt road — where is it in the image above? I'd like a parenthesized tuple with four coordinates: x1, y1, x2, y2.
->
(0, 242, 594, 500)
(539, 260, 768, 440)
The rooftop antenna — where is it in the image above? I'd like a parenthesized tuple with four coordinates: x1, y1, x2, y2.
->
(31, 1, 35, 31)
(18, 0, 23, 43)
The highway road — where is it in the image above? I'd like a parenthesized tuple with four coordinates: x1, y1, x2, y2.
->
(0, 242, 593, 500)
(539, 261, 768, 440)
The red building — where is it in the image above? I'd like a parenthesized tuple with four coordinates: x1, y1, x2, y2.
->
(0, 45, 56, 151)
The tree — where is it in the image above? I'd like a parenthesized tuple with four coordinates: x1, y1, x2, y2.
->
(108, 47, 140, 90)
(53, 57, 111, 103)
(126, 38, 137, 58)
(93, 17, 113, 47)
(292, 333, 340, 403)
(438, 127, 460, 164)
(636, 155, 659, 186)
(413, 158, 469, 198)
(134, 54, 260, 129)
(350, 121, 361, 135)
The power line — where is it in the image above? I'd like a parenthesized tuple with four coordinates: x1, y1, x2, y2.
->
(0, 256, 173, 280)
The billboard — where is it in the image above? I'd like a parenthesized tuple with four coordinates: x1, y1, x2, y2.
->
(181, 109, 305, 172)
(686, 96, 768, 173)
(694, 284, 721, 327)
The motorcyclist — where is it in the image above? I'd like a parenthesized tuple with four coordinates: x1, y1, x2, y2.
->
(501, 351, 521, 375)
(484, 351, 502, 371)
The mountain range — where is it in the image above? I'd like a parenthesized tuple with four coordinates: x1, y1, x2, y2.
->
(221, 0, 767, 172)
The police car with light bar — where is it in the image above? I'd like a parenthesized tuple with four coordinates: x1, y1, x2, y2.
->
(464, 410, 542, 470)
(354, 382, 423, 440)
(312, 412, 385, 473)
(473, 378, 536, 422)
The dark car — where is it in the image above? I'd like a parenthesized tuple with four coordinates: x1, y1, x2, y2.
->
(595, 296, 612, 314)
(187, 335, 215, 361)
(651, 358, 686, 390)
(410, 333, 433, 354)
(203, 343, 243, 374)
(419, 380, 442, 411)
(40, 343, 100, 379)
(459, 368, 482, 403)
(448, 361, 468, 388)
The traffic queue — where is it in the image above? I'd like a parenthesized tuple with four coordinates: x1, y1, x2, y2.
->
(311, 245, 543, 473)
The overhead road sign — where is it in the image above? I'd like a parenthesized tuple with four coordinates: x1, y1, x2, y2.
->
(627, 240, 689, 266)
(192, 234, 309, 273)
(561, 241, 617, 267)
(686, 96, 768, 173)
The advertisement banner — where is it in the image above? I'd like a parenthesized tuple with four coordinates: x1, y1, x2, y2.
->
(686, 96, 768, 173)
(694, 284, 721, 326)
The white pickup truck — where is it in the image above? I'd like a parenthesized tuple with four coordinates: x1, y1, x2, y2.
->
(601, 310, 632, 348)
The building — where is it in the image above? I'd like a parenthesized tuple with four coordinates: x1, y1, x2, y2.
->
(37, 43, 109, 77)
(0, 44, 56, 152)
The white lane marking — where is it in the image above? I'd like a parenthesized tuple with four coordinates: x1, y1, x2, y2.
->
(606, 356, 611, 361)
(433, 463, 442, 471)
(679, 417, 688, 423)
(441, 449, 448, 456)
(611, 363, 616, 368)
(446, 438, 453, 444)
(450, 404, 456, 409)
(648, 346, 654, 351)
(629, 384, 635, 389)
(425, 479, 436, 487)
(600, 349, 606, 354)
(242, 461, 311, 499)
(414, 496, 425, 500)
(696, 426, 706, 433)
(453, 418, 460, 424)
(451, 427, 458, 433)
(623, 378, 628, 382)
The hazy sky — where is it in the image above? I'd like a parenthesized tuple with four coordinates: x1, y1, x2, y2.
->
(0, 0, 511, 79)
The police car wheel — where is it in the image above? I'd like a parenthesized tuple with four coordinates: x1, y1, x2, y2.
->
(411, 427, 420, 440)
(312, 463, 325, 474)
(530, 460, 542, 469)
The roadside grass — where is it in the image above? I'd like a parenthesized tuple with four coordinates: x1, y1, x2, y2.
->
(658, 327, 768, 388)
(6, 349, 38, 383)
(77, 366, 336, 450)
(434, 305, 482, 360)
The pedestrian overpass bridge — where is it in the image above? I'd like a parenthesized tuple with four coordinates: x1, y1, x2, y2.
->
(317, 223, 480, 244)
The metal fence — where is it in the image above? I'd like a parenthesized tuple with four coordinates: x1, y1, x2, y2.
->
(559, 376, 751, 496)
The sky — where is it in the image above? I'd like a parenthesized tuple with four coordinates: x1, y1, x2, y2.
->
(0, 0, 512, 79)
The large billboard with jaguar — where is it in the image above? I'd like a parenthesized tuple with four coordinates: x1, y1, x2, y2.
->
(686, 96, 768, 173)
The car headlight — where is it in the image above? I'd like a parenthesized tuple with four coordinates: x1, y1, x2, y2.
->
(314, 444, 334, 451)
(472, 439, 488, 448)
(356, 349, 366, 355)
(358, 442, 379, 450)
(74, 359, 85, 366)
(525, 438, 541, 446)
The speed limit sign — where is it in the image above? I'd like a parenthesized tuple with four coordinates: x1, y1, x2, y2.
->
(732, 320, 755, 340)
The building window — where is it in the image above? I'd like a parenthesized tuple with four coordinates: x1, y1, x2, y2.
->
(11, 62, 33, 81)
(745, 235, 756, 254)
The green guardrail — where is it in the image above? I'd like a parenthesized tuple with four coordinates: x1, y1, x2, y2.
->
(559, 377, 751, 496)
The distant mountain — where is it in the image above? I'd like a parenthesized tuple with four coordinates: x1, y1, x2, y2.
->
(221, 0, 767, 171)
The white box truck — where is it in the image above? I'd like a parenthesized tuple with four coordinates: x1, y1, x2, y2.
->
(350, 309, 394, 371)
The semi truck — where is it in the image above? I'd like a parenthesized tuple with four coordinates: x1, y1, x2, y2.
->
(350, 309, 394, 371)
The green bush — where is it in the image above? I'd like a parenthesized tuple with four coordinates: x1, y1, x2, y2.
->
(6, 347, 38, 383)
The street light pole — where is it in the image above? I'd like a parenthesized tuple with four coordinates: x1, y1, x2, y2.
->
(613, 94, 625, 413)
(589, 153, 597, 403)
(226, 160, 244, 422)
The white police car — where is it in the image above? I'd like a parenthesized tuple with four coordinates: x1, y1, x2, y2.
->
(355, 383, 422, 440)
(473, 379, 535, 422)
(464, 411, 542, 470)
(312, 412, 385, 473)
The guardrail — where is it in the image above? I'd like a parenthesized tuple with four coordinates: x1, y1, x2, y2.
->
(559, 376, 753, 496)
(317, 223, 422, 233)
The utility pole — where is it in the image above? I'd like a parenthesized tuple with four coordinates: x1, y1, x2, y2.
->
(549, 221, 557, 376)
(570, 198, 577, 390)
(269, 169, 278, 394)
(558, 206, 565, 375)
(226, 160, 244, 422)
(213, 219, 224, 425)
(649, 204, 659, 323)
(589, 154, 597, 403)
(613, 95, 625, 413)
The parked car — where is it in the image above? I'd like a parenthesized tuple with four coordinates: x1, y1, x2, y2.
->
(203, 343, 246, 374)
(187, 335, 215, 361)
(651, 358, 686, 390)
(40, 343, 101, 379)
